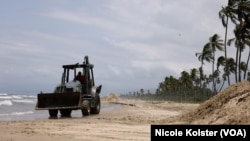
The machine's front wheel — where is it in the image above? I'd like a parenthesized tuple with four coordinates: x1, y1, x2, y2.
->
(91, 96, 101, 114)
(48, 109, 58, 117)
(81, 107, 90, 116)
(60, 109, 72, 117)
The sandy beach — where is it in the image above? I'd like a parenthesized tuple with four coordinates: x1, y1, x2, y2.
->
(0, 99, 198, 141)
(1, 81, 250, 141)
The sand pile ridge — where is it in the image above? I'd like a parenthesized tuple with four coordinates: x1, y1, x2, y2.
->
(179, 80, 250, 124)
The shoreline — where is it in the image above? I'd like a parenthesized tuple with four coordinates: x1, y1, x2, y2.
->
(0, 99, 199, 141)
(0, 101, 122, 122)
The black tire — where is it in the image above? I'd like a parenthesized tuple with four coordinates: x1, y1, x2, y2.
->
(60, 109, 72, 117)
(81, 107, 90, 116)
(90, 96, 101, 114)
(49, 109, 58, 117)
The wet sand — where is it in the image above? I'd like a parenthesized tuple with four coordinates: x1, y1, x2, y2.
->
(0, 99, 198, 141)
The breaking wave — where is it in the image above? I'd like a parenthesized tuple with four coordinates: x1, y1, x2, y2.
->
(12, 99, 36, 104)
(0, 93, 36, 106)
(0, 100, 13, 106)
(0, 93, 39, 121)
(0, 93, 8, 96)
(0, 111, 34, 117)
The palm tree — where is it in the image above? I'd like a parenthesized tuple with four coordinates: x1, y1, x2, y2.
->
(162, 75, 180, 100)
(245, 48, 250, 79)
(140, 88, 144, 96)
(190, 68, 199, 100)
(190, 68, 199, 87)
(179, 71, 193, 101)
(240, 61, 248, 77)
(228, 21, 250, 82)
(226, 57, 237, 77)
(225, 0, 250, 82)
(205, 34, 224, 93)
(180, 71, 193, 88)
(216, 56, 228, 91)
(195, 44, 213, 89)
(218, 0, 239, 85)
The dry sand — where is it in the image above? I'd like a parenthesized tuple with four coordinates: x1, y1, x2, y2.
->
(0, 81, 249, 141)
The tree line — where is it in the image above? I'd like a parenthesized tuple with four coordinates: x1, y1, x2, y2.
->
(120, 0, 250, 102)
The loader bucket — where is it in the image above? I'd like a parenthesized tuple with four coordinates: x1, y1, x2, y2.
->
(35, 92, 82, 110)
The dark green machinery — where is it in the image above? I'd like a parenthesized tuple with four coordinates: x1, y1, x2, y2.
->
(35, 56, 102, 117)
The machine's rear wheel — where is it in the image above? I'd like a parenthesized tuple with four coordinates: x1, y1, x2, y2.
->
(91, 96, 101, 114)
(81, 107, 90, 116)
(60, 109, 72, 117)
(49, 109, 58, 117)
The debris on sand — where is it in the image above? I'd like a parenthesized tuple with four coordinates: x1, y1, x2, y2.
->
(109, 101, 136, 106)
(101, 93, 121, 102)
(179, 81, 250, 124)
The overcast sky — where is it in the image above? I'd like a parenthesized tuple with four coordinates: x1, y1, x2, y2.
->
(0, 0, 229, 96)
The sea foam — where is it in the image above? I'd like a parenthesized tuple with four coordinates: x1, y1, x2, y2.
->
(0, 111, 34, 116)
(0, 100, 13, 106)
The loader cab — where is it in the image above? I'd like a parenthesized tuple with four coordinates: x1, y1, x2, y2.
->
(56, 56, 95, 94)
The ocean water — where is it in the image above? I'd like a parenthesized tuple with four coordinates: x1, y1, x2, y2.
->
(0, 93, 120, 121)
(0, 93, 48, 121)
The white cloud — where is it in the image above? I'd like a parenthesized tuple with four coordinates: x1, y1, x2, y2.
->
(108, 65, 121, 76)
(0, 0, 230, 95)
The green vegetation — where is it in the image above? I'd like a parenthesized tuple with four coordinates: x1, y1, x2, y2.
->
(120, 0, 250, 103)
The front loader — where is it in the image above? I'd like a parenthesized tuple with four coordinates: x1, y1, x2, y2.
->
(35, 56, 102, 117)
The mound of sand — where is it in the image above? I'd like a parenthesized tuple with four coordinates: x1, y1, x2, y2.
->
(179, 80, 250, 124)
(101, 93, 121, 102)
